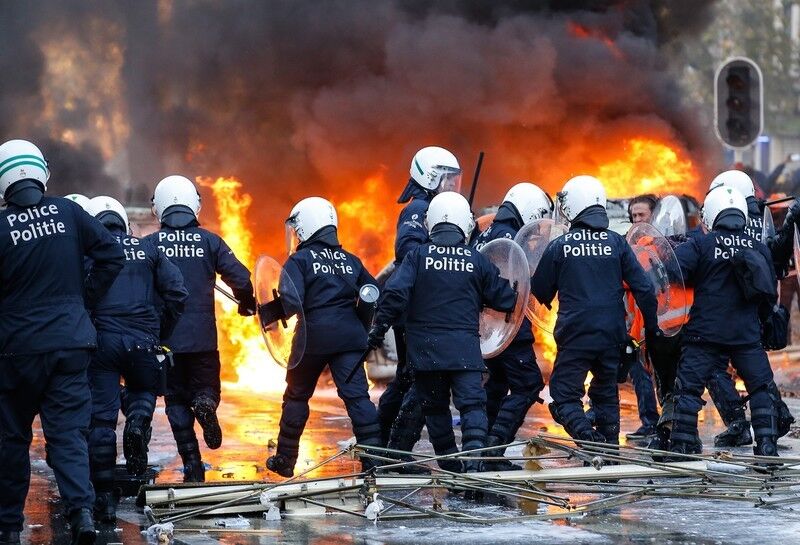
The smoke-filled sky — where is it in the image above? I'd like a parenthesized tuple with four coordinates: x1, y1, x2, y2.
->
(0, 0, 719, 246)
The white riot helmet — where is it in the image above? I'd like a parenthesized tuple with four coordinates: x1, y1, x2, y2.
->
(556, 175, 607, 221)
(702, 186, 747, 230)
(410, 146, 462, 193)
(285, 196, 338, 254)
(425, 191, 475, 239)
(64, 193, 91, 211)
(152, 175, 201, 220)
(0, 139, 50, 201)
(503, 182, 554, 225)
(708, 169, 755, 198)
(88, 196, 130, 233)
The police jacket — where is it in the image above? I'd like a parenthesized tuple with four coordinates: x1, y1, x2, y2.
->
(675, 210, 776, 345)
(394, 181, 432, 267)
(472, 203, 534, 349)
(144, 218, 253, 353)
(92, 227, 188, 342)
(376, 225, 517, 372)
(283, 227, 377, 355)
(0, 196, 125, 356)
(532, 206, 658, 350)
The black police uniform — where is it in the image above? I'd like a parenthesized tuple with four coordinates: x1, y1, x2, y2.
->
(377, 181, 431, 448)
(671, 209, 779, 455)
(374, 224, 517, 472)
(471, 203, 544, 464)
(144, 212, 254, 481)
(705, 196, 795, 446)
(0, 196, 124, 536)
(532, 206, 659, 443)
(87, 225, 187, 518)
(269, 227, 381, 476)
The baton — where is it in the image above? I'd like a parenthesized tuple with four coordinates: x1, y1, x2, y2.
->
(467, 151, 484, 206)
(344, 347, 373, 384)
(214, 284, 239, 304)
(766, 195, 796, 206)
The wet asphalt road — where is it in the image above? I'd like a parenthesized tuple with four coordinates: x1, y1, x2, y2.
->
(18, 355, 800, 545)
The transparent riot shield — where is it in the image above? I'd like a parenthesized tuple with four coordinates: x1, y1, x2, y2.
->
(763, 206, 776, 241)
(254, 255, 306, 369)
(478, 238, 531, 358)
(513, 219, 568, 333)
(652, 195, 687, 237)
(794, 225, 800, 284)
(626, 223, 688, 337)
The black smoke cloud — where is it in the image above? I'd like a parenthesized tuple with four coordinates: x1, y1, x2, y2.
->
(0, 0, 718, 229)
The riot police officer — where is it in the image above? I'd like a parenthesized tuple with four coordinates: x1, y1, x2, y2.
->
(670, 186, 780, 457)
(266, 197, 382, 477)
(0, 139, 125, 545)
(377, 146, 462, 460)
(532, 176, 659, 445)
(144, 175, 256, 482)
(472, 182, 550, 470)
(703, 170, 797, 447)
(370, 192, 517, 473)
(85, 196, 187, 522)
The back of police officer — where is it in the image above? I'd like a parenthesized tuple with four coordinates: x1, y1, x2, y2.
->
(378, 146, 462, 459)
(0, 140, 124, 545)
(471, 182, 550, 470)
(85, 196, 187, 523)
(670, 186, 780, 457)
(266, 197, 382, 477)
(371, 192, 517, 473)
(703, 170, 797, 448)
(532, 176, 659, 445)
(144, 175, 256, 482)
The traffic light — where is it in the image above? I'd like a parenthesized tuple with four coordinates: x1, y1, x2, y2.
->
(714, 57, 763, 149)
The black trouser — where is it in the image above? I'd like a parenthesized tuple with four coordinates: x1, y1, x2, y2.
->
(377, 326, 425, 447)
(549, 346, 620, 442)
(0, 350, 94, 532)
(277, 350, 380, 461)
(484, 342, 544, 444)
(88, 333, 160, 491)
(415, 370, 488, 458)
(165, 351, 221, 463)
(672, 342, 776, 447)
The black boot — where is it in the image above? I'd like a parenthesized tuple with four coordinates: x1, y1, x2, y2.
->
(192, 396, 222, 450)
(182, 453, 206, 483)
(480, 435, 521, 472)
(69, 508, 96, 545)
(754, 436, 778, 457)
(0, 531, 20, 544)
(93, 491, 118, 524)
(266, 453, 296, 478)
(665, 440, 702, 462)
(647, 425, 671, 453)
(123, 416, 151, 476)
(713, 419, 752, 447)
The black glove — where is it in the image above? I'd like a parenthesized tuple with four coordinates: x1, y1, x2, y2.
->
(237, 291, 257, 317)
(367, 324, 389, 350)
(645, 327, 665, 350)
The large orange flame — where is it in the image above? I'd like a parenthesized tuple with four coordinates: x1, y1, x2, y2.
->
(199, 176, 286, 393)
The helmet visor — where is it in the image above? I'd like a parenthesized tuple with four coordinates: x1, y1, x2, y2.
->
(555, 190, 570, 224)
(434, 168, 462, 194)
(285, 222, 300, 255)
